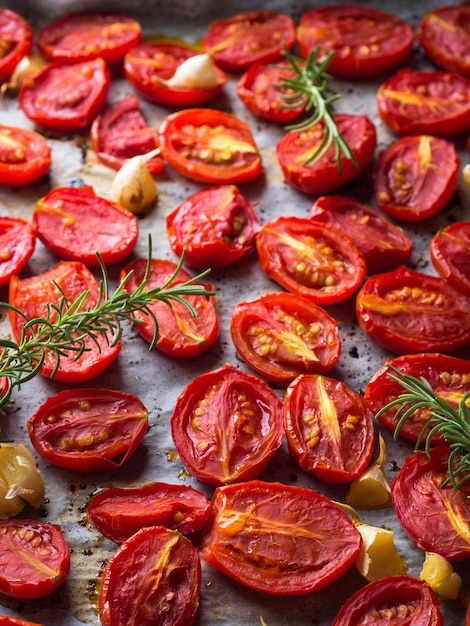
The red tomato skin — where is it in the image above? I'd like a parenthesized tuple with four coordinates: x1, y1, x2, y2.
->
(32, 186, 138, 266)
(0, 217, 35, 288)
(0, 9, 33, 84)
(230, 291, 341, 384)
(87, 482, 211, 543)
(201, 480, 362, 595)
(374, 135, 460, 222)
(0, 125, 51, 187)
(356, 265, 470, 354)
(0, 618, 45, 626)
(310, 195, 412, 274)
(27, 388, 148, 472)
(256, 216, 367, 306)
(276, 114, 376, 194)
(297, 5, 413, 80)
(37, 12, 142, 65)
(166, 185, 261, 271)
(430, 221, 470, 296)
(124, 43, 228, 108)
(365, 352, 470, 445)
(392, 447, 470, 562)
(99, 525, 201, 626)
(0, 519, 70, 600)
(332, 575, 443, 625)
(203, 10, 296, 73)
(90, 95, 164, 173)
(9, 261, 121, 383)
(158, 108, 263, 184)
(19, 59, 110, 132)
(285, 374, 375, 483)
(377, 69, 470, 137)
(170, 363, 284, 485)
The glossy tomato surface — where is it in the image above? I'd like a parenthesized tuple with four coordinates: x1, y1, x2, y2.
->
(392, 447, 470, 561)
(332, 575, 443, 625)
(201, 480, 361, 595)
(88, 481, 211, 543)
(166, 184, 260, 270)
(9, 260, 121, 382)
(230, 291, 341, 384)
(90, 95, 164, 173)
(121, 258, 219, 358)
(0, 519, 70, 600)
(19, 58, 110, 132)
(377, 69, 470, 136)
(0, 9, 33, 84)
(356, 265, 470, 354)
(37, 12, 142, 64)
(276, 113, 376, 194)
(430, 221, 470, 296)
(0, 124, 51, 187)
(256, 216, 367, 305)
(310, 195, 412, 274)
(202, 9, 296, 73)
(27, 388, 148, 472)
(99, 525, 201, 626)
(33, 186, 138, 266)
(297, 4, 413, 79)
(170, 363, 284, 485)
(0, 217, 35, 287)
(285, 374, 375, 483)
(374, 135, 460, 222)
(365, 352, 470, 445)
(158, 108, 262, 184)
(124, 43, 227, 107)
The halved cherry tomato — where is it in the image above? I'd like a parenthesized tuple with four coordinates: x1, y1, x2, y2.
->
(0, 217, 35, 287)
(27, 388, 148, 472)
(201, 479, 361, 595)
(166, 184, 260, 271)
(230, 291, 341, 384)
(0, 519, 70, 600)
(310, 195, 412, 274)
(124, 43, 228, 108)
(297, 5, 413, 80)
(158, 108, 262, 184)
(285, 374, 375, 483)
(19, 58, 110, 132)
(237, 57, 306, 123)
(121, 258, 219, 358)
(374, 135, 460, 222)
(88, 481, 210, 543)
(99, 525, 200, 626)
(90, 95, 164, 173)
(256, 216, 367, 305)
(377, 69, 470, 136)
(365, 353, 470, 445)
(0, 618, 44, 626)
(202, 10, 296, 73)
(276, 113, 376, 194)
(430, 221, 470, 296)
(418, 4, 470, 79)
(356, 266, 470, 354)
(170, 363, 284, 485)
(9, 260, 121, 383)
(0, 124, 51, 187)
(332, 575, 443, 625)
(32, 186, 138, 266)
(37, 12, 142, 65)
(0, 9, 33, 84)
(392, 447, 470, 561)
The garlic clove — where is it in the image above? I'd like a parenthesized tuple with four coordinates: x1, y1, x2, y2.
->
(420, 552, 462, 600)
(463, 164, 470, 191)
(346, 434, 392, 510)
(355, 523, 408, 582)
(0, 53, 48, 97)
(0, 442, 45, 518)
(110, 149, 159, 215)
(165, 53, 221, 89)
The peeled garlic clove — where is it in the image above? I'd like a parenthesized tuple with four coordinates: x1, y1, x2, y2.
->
(110, 149, 159, 215)
(165, 53, 220, 89)
(0, 442, 45, 518)
(463, 164, 470, 191)
(420, 552, 462, 600)
(0, 53, 48, 96)
(346, 434, 392, 510)
(355, 523, 408, 582)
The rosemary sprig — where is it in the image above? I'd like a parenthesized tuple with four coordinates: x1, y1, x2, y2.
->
(274, 46, 357, 171)
(376, 365, 470, 492)
(0, 242, 213, 413)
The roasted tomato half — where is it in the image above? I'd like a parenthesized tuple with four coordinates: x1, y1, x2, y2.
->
(0, 124, 51, 187)
(0, 9, 33, 84)
(430, 221, 470, 296)
(0, 217, 35, 288)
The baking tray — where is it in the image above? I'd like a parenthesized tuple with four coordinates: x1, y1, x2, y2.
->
(0, 1, 469, 624)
